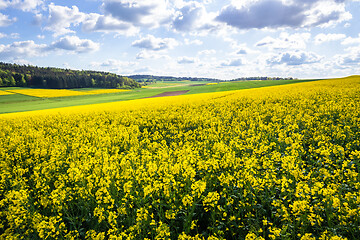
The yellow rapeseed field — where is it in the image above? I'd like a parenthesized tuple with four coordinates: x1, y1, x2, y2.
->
(5, 88, 130, 98)
(0, 90, 14, 96)
(0, 77, 359, 239)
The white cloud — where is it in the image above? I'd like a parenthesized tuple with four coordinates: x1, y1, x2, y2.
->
(0, 0, 43, 12)
(184, 38, 203, 45)
(90, 58, 139, 74)
(216, 0, 351, 30)
(234, 43, 259, 55)
(198, 49, 216, 55)
(237, 49, 247, 54)
(43, 3, 141, 36)
(173, 2, 204, 31)
(342, 34, 360, 45)
(133, 66, 153, 73)
(304, 0, 351, 28)
(32, 13, 42, 25)
(314, 33, 346, 44)
(266, 50, 322, 66)
(221, 58, 243, 67)
(102, 0, 174, 28)
(50, 35, 100, 53)
(10, 0, 43, 12)
(82, 13, 139, 36)
(177, 56, 197, 64)
(132, 35, 179, 51)
(0, 36, 99, 60)
(0, 12, 16, 26)
(335, 46, 360, 67)
(256, 32, 311, 50)
(0, 32, 19, 38)
(135, 50, 170, 60)
(172, 1, 220, 34)
(44, 3, 85, 36)
(0, 40, 48, 59)
(91, 59, 137, 68)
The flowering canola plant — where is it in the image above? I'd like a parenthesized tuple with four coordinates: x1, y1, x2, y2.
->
(5, 88, 129, 98)
(0, 77, 359, 239)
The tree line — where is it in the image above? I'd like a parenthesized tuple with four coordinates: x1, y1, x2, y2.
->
(129, 74, 296, 83)
(129, 75, 220, 83)
(230, 76, 296, 81)
(0, 62, 140, 89)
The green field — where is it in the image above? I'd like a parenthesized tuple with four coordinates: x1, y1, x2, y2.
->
(0, 79, 312, 114)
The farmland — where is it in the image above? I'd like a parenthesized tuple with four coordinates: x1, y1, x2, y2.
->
(0, 76, 359, 239)
(0, 79, 308, 114)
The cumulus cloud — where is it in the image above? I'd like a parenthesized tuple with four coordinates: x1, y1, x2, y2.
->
(102, 0, 173, 28)
(50, 35, 100, 53)
(177, 56, 196, 64)
(0, 36, 99, 60)
(184, 38, 203, 45)
(0, 0, 43, 12)
(11, 0, 43, 11)
(221, 58, 243, 67)
(0, 13, 16, 26)
(135, 50, 170, 60)
(82, 13, 139, 36)
(32, 13, 42, 25)
(0, 40, 48, 59)
(341, 54, 360, 66)
(216, 0, 351, 29)
(237, 49, 247, 54)
(173, 2, 203, 31)
(342, 34, 360, 45)
(172, 1, 219, 34)
(266, 51, 322, 66)
(314, 33, 346, 44)
(132, 35, 178, 51)
(256, 32, 311, 50)
(335, 46, 360, 67)
(44, 4, 85, 36)
(43, 3, 142, 36)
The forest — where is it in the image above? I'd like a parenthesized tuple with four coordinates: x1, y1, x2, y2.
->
(0, 62, 140, 89)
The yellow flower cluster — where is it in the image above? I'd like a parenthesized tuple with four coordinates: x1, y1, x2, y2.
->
(5, 88, 129, 98)
(0, 76, 359, 239)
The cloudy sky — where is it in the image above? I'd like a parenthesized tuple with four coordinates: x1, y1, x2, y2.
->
(0, 0, 359, 79)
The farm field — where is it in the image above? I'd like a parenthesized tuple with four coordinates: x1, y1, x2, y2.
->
(0, 76, 359, 239)
(0, 79, 309, 114)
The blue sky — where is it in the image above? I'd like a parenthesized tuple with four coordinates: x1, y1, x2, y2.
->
(0, 0, 359, 79)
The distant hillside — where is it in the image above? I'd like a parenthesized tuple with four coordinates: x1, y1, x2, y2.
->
(0, 62, 140, 89)
(230, 76, 296, 81)
(129, 74, 296, 82)
(128, 75, 220, 82)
